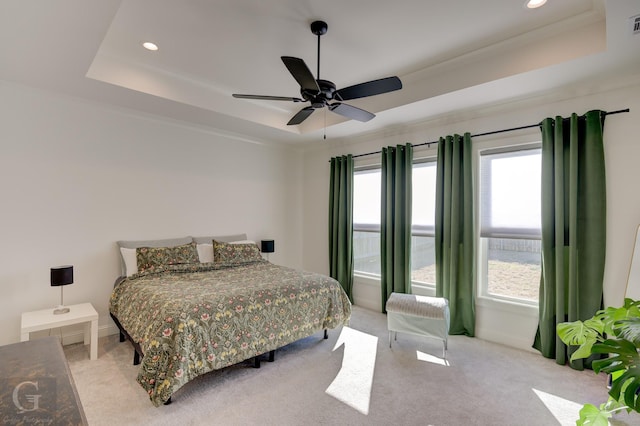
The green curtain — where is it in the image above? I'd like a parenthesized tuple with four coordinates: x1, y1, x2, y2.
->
(435, 133, 475, 336)
(533, 110, 607, 369)
(380, 143, 413, 312)
(329, 155, 354, 301)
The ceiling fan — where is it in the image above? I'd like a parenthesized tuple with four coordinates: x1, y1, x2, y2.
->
(232, 20, 402, 126)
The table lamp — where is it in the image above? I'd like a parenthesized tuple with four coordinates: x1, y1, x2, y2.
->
(261, 240, 275, 261)
(51, 265, 73, 315)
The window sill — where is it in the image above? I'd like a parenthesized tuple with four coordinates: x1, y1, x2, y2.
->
(353, 272, 380, 284)
(354, 275, 539, 318)
(353, 274, 435, 291)
(476, 295, 538, 317)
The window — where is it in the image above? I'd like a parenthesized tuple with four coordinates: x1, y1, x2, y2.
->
(411, 161, 437, 285)
(479, 146, 541, 303)
(353, 168, 381, 276)
(352, 160, 437, 284)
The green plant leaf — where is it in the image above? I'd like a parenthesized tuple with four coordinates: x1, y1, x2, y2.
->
(592, 339, 638, 373)
(602, 299, 640, 336)
(557, 319, 604, 361)
(576, 398, 629, 426)
(558, 319, 603, 345)
(613, 368, 640, 411)
(565, 299, 640, 421)
(570, 341, 596, 362)
(622, 298, 640, 311)
(577, 403, 611, 426)
(591, 339, 640, 411)
(613, 317, 640, 345)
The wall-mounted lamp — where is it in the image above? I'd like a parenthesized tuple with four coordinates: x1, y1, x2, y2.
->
(51, 265, 73, 315)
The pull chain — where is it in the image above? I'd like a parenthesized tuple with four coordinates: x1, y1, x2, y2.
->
(323, 108, 327, 140)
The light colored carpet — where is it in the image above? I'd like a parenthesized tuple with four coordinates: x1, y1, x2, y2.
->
(65, 306, 639, 426)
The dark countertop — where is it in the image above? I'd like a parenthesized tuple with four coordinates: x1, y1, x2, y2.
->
(0, 336, 87, 425)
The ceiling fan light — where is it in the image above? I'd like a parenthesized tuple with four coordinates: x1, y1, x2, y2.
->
(526, 0, 547, 9)
(142, 41, 159, 51)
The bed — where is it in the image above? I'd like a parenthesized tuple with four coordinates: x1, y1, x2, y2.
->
(109, 234, 351, 406)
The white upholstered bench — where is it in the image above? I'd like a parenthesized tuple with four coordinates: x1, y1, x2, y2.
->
(386, 292, 450, 358)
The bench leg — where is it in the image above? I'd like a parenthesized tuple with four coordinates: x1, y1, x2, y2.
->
(268, 350, 275, 362)
(389, 331, 398, 348)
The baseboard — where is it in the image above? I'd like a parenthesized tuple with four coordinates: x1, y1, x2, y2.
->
(59, 323, 120, 346)
(476, 328, 537, 353)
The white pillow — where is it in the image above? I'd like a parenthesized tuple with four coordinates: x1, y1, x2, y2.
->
(230, 240, 256, 245)
(196, 243, 214, 263)
(120, 247, 138, 277)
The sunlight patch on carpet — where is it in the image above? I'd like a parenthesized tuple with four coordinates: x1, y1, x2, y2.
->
(325, 326, 377, 415)
(533, 388, 583, 426)
(416, 350, 449, 366)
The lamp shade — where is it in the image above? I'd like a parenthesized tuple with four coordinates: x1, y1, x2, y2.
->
(51, 265, 73, 287)
(261, 240, 275, 253)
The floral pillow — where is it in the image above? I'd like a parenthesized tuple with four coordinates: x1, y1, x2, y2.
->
(213, 240, 263, 264)
(136, 242, 199, 274)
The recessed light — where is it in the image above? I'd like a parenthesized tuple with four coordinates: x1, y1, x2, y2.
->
(142, 41, 159, 51)
(526, 0, 547, 8)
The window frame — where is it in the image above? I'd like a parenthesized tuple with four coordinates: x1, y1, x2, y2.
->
(353, 165, 382, 279)
(410, 158, 437, 287)
(477, 142, 542, 306)
(352, 158, 438, 288)
(411, 158, 437, 238)
(353, 164, 382, 234)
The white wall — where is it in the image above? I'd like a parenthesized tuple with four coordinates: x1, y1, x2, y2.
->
(0, 82, 303, 346)
(3, 78, 639, 353)
(302, 80, 640, 351)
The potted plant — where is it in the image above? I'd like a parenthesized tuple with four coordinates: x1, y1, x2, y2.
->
(557, 298, 640, 425)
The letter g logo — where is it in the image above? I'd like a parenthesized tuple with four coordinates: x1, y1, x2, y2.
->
(12, 381, 41, 413)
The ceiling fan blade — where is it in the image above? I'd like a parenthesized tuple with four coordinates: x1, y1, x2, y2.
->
(329, 103, 375, 122)
(335, 76, 402, 101)
(233, 94, 304, 102)
(281, 56, 320, 93)
(287, 106, 315, 125)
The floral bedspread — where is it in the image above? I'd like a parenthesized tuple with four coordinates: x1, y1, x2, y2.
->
(109, 260, 351, 406)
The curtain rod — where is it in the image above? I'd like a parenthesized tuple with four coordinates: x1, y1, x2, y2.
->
(337, 108, 630, 161)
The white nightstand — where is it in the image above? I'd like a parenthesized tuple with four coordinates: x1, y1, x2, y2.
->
(21, 302, 99, 360)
